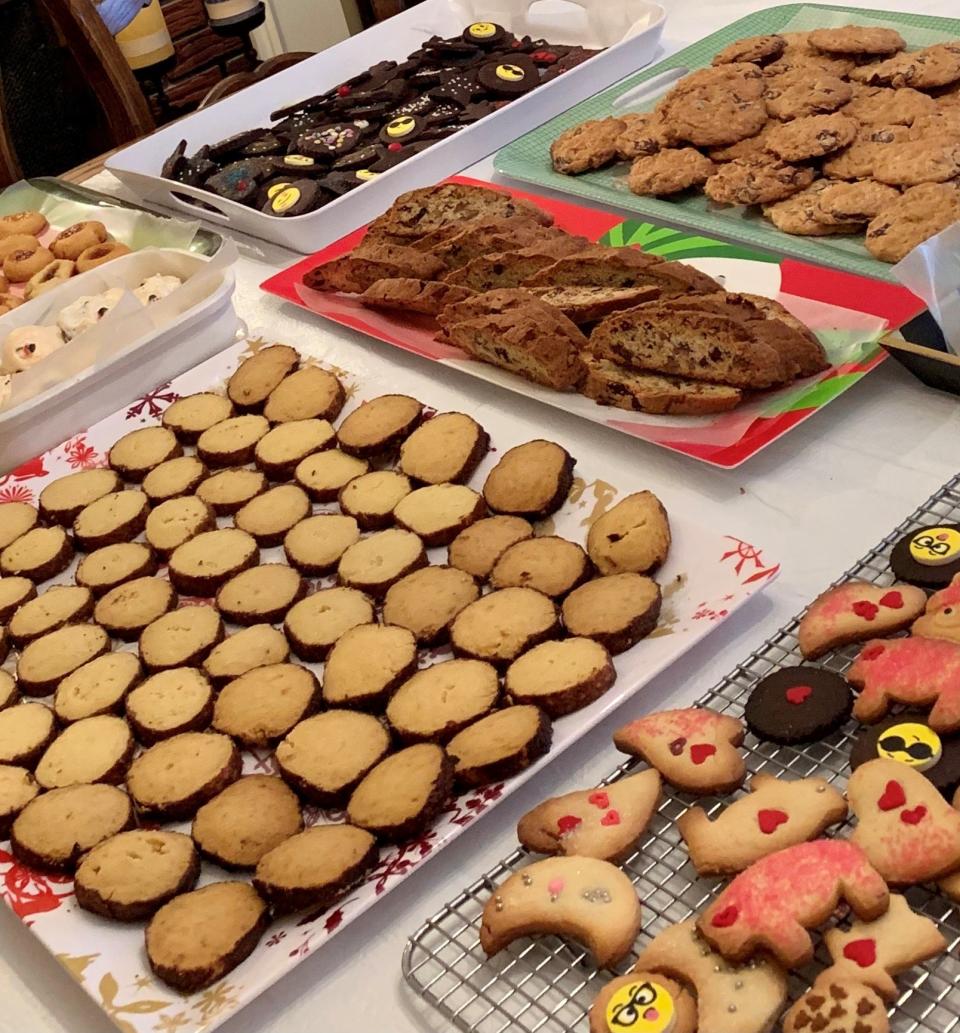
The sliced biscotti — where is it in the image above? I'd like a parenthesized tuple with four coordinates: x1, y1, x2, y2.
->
(38, 467, 121, 526)
(0, 575, 36, 623)
(145, 496, 216, 556)
(386, 659, 499, 742)
(1, 525, 73, 581)
(203, 624, 289, 685)
(196, 414, 270, 467)
(448, 515, 534, 581)
(393, 484, 486, 547)
(227, 344, 300, 412)
(53, 651, 142, 723)
(125, 668, 215, 744)
(398, 412, 489, 485)
(0, 501, 39, 547)
(142, 455, 208, 503)
(582, 357, 744, 415)
(358, 277, 476, 316)
(94, 576, 176, 640)
(75, 542, 157, 596)
(0, 765, 39, 836)
(529, 284, 662, 324)
(490, 536, 592, 598)
(108, 426, 181, 481)
(726, 291, 829, 376)
(17, 622, 110, 696)
(196, 468, 266, 515)
(382, 565, 480, 644)
(295, 449, 368, 503)
(283, 514, 360, 575)
(72, 490, 149, 551)
(303, 243, 445, 293)
(451, 587, 560, 667)
(339, 470, 412, 530)
(338, 529, 427, 598)
(35, 714, 134, 789)
(216, 563, 306, 625)
(213, 663, 319, 746)
(139, 606, 224, 671)
(483, 440, 574, 519)
(254, 418, 336, 478)
(442, 239, 589, 291)
(520, 245, 662, 288)
(167, 528, 258, 595)
(562, 573, 662, 653)
(447, 705, 552, 786)
(162, 392, 235, 442)
(284, 586, 374, 661)
(263, 366, 346, 424)
(336, 394, 423, 458)
(0, 701, 57, 766)
(7, 585, 93, 646)
(505, 638, 616, 717)
(322, 623, 418, 711)
(429, 216, 566, 267)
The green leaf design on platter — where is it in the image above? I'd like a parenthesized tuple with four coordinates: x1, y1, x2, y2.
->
(601, 220, 778, 263)
(760, 372, 863, 417)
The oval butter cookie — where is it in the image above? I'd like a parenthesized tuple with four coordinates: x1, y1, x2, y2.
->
(586, 491, 671, 576)
(322, 623, 418, 711)
(483, 440, 574, 520)
(203, 624, 289, 685)
(451, 587, 559, 667)
(126, 668, 215, 744)
(94, 576, 176, 641)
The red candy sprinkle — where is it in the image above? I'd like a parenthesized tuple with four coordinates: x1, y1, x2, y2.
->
(901, 805, 927, 825)
(878, 780, 906, 811)
(852, 600, 879, 620)
(531, 49, 558, 63)
(843, 939, 877, 968)
(757, 809, 789, 834)
(689, 743, 716, 765)
(668, 737, 686, 756)
(711, 905, 739, 928)
(556, 815, 582, 834)
(879, 591, 904, 609)
(785, 685, 813, 705)
(601, 809, 621, 826)
(387, 142, 403, 151)
(588, 791, 609, 809)
(337, 84, 352, 97)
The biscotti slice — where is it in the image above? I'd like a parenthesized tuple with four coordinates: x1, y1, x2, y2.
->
(336, 394, 423, 458)
(144, 496, 214, 557)
(192, 775, 302, 869)
(35, 714, 134, 789)
(203, 624, 289, 685)
(339, 470, 412, 530)
(284, 586, 374, 660)
(294, 449, 368, 502)
(38, 468, 120, 526)
(125, 668, 214, 744)
(562, 573, 662, 653)
(167, 528, 258, 595)
(322, 623, 418, 711)
(75, 829, 199, 920)
(446, 705, 552, 786)
(11, 783, 133, 871)
(196, 414, 270, 467)
(0, 765, 38, 836)
(346, 742, 453, 840)
(432, 218, 569, 268)
(451, 587, 560, 667)
(108, 426, 182, 481)
(139, 606, 224, 671)
(728, 291, 829, 377)
(213, 663, 319, 746)
(521, 245, 663, 288)
(505, 638, 616, 717)
(94, 576, 176, 640)
(393, 483, 486, 547)
(216, 564, 306, 625)
(196, 467, 266, 515)
(53, 652, 142, 723)
(283, 513, 360, 575)
(443, 241, 588, 291)
(227, 344, 300, 412)
(359, 277, 475, 315)
(127, 731, 241, 819)
(162, 391, 235, 442)
(587, 491, 671, 576)
(398, 412, 489, 486)
(254, 418, 336, 478)
(0, 669, 18, 710)
(263, 366, 346, 424)
(145, 881, 268, 992)
(337, 529, 427, 598)
(582, 357, 744, 415)
(75, 542, 157, 596)
(491, 536, 591, 599)
(7, 585, 93, 646)
(0, 701, 56, 766)
(483, 440, 574, 520)
(386, 659, 499, 743)
(142, 455, 208, 502)
(253, 824, 378, 913)
(0, 575, 36, 623)
(17, 622, 110, 696)
(1, 525, 73, 581)
(529, 285, 662, 324)
(303, 244, 445, 293)
(73, 489, 150, 551)
(234, 484, 311, 547)
(382, 565, 480, 645)
(275, 709, 390, 805)
(0, 501, 38, 548)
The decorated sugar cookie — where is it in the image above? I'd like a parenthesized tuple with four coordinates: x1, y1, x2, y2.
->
(744, 665, 852, 743)
(891, 525, 960, 587)
(782, 978, 889, 1033)
(850, 713, 960, 797)
(590, 971, 696, 1033)
(912, 573, 960, 644)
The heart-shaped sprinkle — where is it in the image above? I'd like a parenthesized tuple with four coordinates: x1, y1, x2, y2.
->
(690, 743, 716, 765)
(878, 780, 906, 811)
(879, 591, 903, 609)
(547, 878, 564, 897)
(861, 643, 886, 661)
(843, 939, 877, 968)
(588, 791, 610, 809)
(757, 809, 789, 834)
(556, 815, 581, 835)
(601, 809, 621, 826)
(711, 905, 739, 928)
(852, 600, 879, 620)
(785, 685, 813, 705)
(901, 805, 927, 825)
(669, 737, 686, 756)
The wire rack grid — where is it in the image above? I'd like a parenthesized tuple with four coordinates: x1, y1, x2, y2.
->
(402, 472, 960, 1033)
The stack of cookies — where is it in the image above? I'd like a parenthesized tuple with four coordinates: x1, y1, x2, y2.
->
(550, 26, 960, 262)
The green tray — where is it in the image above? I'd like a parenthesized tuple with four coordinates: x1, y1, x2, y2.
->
(495, 3, 960, 285)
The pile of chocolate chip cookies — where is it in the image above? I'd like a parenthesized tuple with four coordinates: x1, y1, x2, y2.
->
(551, 26, 960, 262)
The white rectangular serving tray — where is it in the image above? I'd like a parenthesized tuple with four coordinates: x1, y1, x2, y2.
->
(106, 0, 665, 253)
(0, 336, 778, 1033)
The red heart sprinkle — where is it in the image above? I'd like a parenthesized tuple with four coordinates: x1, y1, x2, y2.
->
(588, 791, 610, 809)
(862, 643, 886, 661)
(878, 780, 906, 811)
(879, 591, 904, 609)
(785, 685, 813, 705)
(669, 737, 686, 756)
(711, 905, 739, 928)
(852, 600, 879, 620)
(556, 815, 581, 835)
(337, 84, 351, 97)
(690, 743, 716, 765)
(601, 810, 621, 826)
(757, 809, 789, 834)
(901, 805, 927, 825)
(843, 939, 877, 968)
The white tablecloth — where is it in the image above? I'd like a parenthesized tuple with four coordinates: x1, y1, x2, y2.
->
(3, 1, 960, 1030)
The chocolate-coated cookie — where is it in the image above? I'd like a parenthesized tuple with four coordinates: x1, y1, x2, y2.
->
(208, 129, 270, 161)
(297, 123, 364, 158)
(379, 114, 426, 146)
(463, 22, 507, 48)
(850, 713, 960, 797)
(260, 180, 321, 217)
(890, 525, 960, 588)
(744, 665, 853, 743)
(478, 55, 539, 95)
(205, 162, 263, 204)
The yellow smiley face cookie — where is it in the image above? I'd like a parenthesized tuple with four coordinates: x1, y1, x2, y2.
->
(909, 528, 960, 566)
(605, 979, 676, 1033)
(385, 116, 416, 139)
(876, 721, 942, 772)
(496, 63, 526, 82)
(467, 21, 497, 39)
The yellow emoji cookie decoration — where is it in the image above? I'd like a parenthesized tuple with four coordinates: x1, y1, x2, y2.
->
(467, 21, 497, 39)
(876, 722, 942, 772)
(385, 116, 416, 139)
(909, 527, 960, 566)
(270, 186, 301, 214)
(284, 154, 314, 167)
(355, 169, 378, 181)
(266, 181, 292, 199)
(496, 63, 526, 82)
(605, 980, 676, 1033)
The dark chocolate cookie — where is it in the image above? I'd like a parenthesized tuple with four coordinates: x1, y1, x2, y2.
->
(478, 55, 539, 95)
(205, 161, 266, 204)
(260, 180, 321, 217)
(297, 123, 364, 158)
(278, 153, 325, 175)
(744, 665, 853, 744)
(379, 114, 426, 145)
(208, 129, 270, 161)
(463, 22, 508, 48)
(850, 713, 960, 797)
(890, 524, 960, 588)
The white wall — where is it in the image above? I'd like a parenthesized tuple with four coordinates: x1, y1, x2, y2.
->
(252, 0, 362, 58)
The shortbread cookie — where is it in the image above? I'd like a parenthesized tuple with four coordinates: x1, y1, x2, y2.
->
(254, 824, 378, 913)
(53, 651, 142, 723)
(346, 742, 453, 840)
(808, 25, 904, 55)
(386, 658, 499, 742)
(0, 701, 56, 766)
(783, 979, 889, 1033)
(451, 587, 559, 667)
(141, 455, 208, 502)
(73, 489, 150, 551)
(698, 840, 889, 966)
(35, 714, 134, 788)
(561, 573, 662, 654)
(139, 606, 224, 671)
(17, 622, 110, 695)
(145, 881, 269, 992)
(162, 392, 235, 443)
(227, 344, 300, 411)
(254, 418, 336, 479)
(38, 467, 120, 525)
(491, 536, 591, 599)
(213, 663, 319, 746)
(192, 775, 302, 869)
(382, 565, 480, 644)
(284, 586, 374, 661)
(196, 414, 270, 467)
(448, 515, 534, 581)
(0, 669, 18, 710)
(505, 638, 615, 717)
(1, 525, 73, 581)
(398, 412, 489, 485)
(283, 513, 360, 575)
(203, 623, 289, 685)
(614, 708, 747, 794)
(337, 528, 427, 598)
(275, 709, 390, 805)
(744, 665, 853, 743)
(7, 585, 93, 645)
(447, 704, 551, 786)
(75, 829, 200, 921)
(587, 491, 670, 577)
(322, 623, 418, 711)
(0, 575, 36, 623)
(482, 440, 574, 519)
(263, 365, 346, 423)
(336, 394, 423, 458)
(125, 668, 214, 744)
(108, 426, 181, 481)
(850, 714, 960, 797)
(0, 765, 39, 836)
(216, 564, 306, 624)
(551, 116, 626, 175)
(0, 501, 38, 548)
(629, 147, 715, 196)
(75, 542, 157, 595)
(480, 856, 642, 967)
(338, 470, 412, 530)
(11, 783, 133, 871)
(196, 467, 266, 515)
(294, 449, 368, 502)
(393, 483, 485, 547)
(167, 528, 258, 595)
(127, 731, 241, 819)
(234, 483, 310, 546)
(517, 769, 661, 863)
(94, 576, 176, 640)
(590, 972, 697, 1033)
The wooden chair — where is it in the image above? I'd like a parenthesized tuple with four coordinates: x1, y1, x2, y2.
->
(198, 52, 315, 109)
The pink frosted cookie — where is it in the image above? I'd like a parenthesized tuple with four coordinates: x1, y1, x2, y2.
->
(697, 839, 889, 966)
(848, 636, 960, 732)
(797, 580, 926, 659)
(613, 708, 746, 795)
(912, 573, 960, 644)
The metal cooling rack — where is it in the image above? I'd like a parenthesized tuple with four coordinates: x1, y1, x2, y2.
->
(403, 472, 960, 1033)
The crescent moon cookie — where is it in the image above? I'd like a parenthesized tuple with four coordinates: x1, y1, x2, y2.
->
(911, 573, 960, 644)
(479, 856, 643, 967)
(697, 840, 890, 967)
(613, 708, 746, 795)
(677, 773, 847, 875)
(797, 580, 926, 659)
(589, 971, 697, 1033)
(891, 525, 960, 587)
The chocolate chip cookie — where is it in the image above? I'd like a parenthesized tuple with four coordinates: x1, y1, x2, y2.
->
(765, 112, 858, 161)
(712, 34, 785, 67)
(816, 180, 900, 224)
(842, 84, 936, 126)
(657, 64, 767, 147)
(550, 117, 625, 175)
(865, 182, 960, 262)
(704, 157, 815, 204)
(763, 70, 852, 120)
(872, 139, 960, 186)
(764, 179, 861, 235)
(807, 26, 905, 56)
(628, 148, 715, 196)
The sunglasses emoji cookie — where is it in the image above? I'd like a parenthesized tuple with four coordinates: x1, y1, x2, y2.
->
(589, 971, 696, 1033)
(850, 713, 960, 797)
